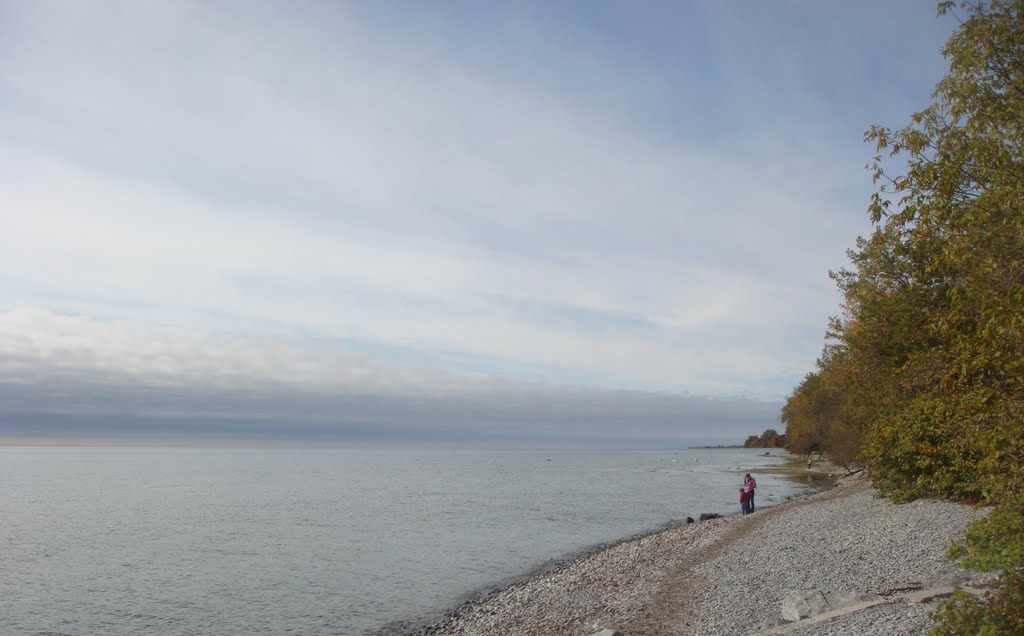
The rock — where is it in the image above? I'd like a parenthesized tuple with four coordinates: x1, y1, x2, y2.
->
(588, 631, 623, 636)
(699, 513, 722, 521)
(686, 517, 695, 524)
(781, 589, 829, 621)
(760, 616, 787, 629)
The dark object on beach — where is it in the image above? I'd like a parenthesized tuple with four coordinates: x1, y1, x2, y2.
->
(699, 512, 722, 521)
(686, 517, 694, 524)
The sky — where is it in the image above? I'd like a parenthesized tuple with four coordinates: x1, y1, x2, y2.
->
(0, 1, 957, 446)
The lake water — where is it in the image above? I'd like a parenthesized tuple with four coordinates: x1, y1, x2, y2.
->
(0, 446, 820, 635)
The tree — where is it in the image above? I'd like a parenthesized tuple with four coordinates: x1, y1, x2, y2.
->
(744, 428, 787, 448)
(780, 357, 863, 468)
(862, 0, 1024, 499)
(785, 2, 1024, 632)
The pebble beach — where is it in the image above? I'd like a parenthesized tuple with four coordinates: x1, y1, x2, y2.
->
(403, 471, 990, 636)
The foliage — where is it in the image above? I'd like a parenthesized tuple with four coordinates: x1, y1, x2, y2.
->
(930, 566, 1024, 636)
(780, 2, 1024, 632)
(933, 473, 1024, 635)
(743, 428, 786, 448)
(780, 369, 850, 460)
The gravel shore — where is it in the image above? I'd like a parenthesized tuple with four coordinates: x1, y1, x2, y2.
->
(407, 473, 989, 636)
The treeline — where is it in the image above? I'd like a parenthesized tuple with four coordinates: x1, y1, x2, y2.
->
(781, 2, 1023, 634)
(743, 428, 786, 448)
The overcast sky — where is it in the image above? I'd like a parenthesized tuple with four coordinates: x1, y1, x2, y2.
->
(0, 1, 955, 446)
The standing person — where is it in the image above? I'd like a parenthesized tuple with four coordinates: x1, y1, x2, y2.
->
(744, 473, 757, 512)
(740, 488, 749, 515)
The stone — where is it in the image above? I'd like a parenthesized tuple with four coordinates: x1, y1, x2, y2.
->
(588, 630, 623, 636)
(686, 517, 695, 524)
(760, 616, 787, 629)
(781, 589, 829, 622)
(699, 512, 722, 521)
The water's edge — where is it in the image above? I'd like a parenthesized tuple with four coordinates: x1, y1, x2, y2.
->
(378, 456, 838, 636)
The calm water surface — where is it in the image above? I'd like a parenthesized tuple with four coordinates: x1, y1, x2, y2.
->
(1, 447, 818, 635)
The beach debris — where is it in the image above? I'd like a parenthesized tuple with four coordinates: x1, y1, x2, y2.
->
(698, 512, 722, 521)
(877, 582, 924, 596)
(902, 585, 969, 604)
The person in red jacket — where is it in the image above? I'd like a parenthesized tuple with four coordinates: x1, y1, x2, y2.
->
(740, 488, 750, 515)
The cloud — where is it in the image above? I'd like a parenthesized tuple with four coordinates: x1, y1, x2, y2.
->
(0, 2, 958, 442)
(0, 309, 778, 446)
(0, 119, 835, 397)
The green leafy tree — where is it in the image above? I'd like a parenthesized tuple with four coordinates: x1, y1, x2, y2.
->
(785, 2, 1024, 632)
(865, 2, 1024, 632)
